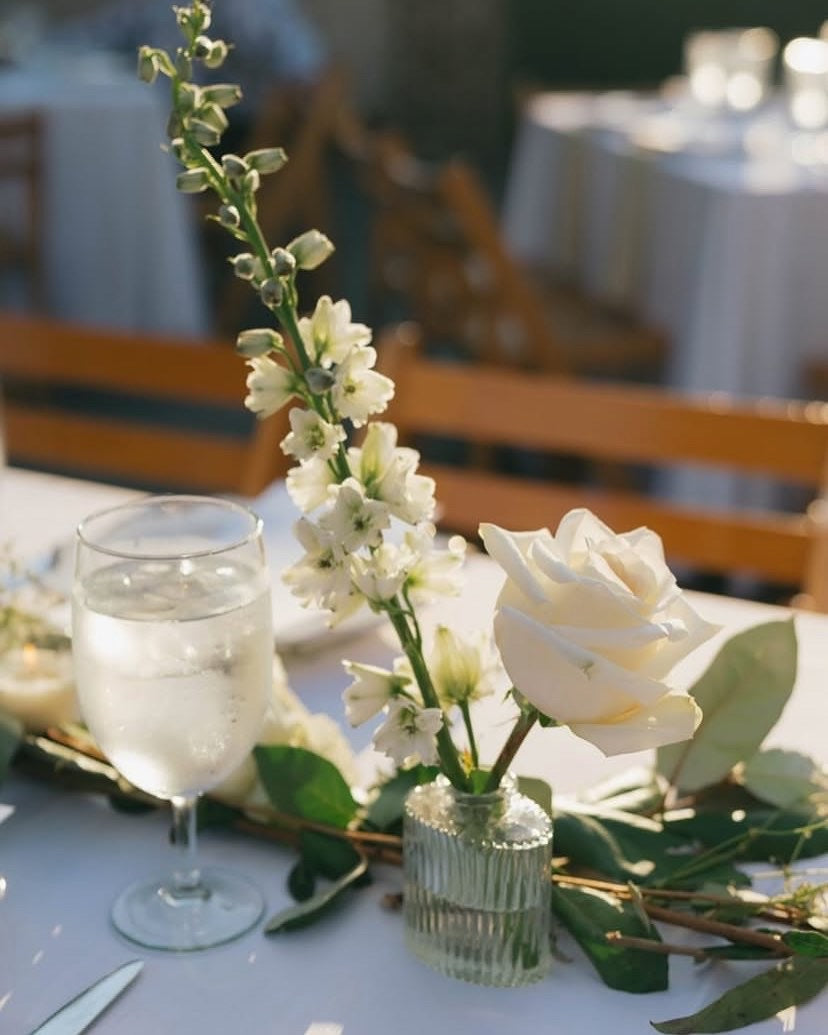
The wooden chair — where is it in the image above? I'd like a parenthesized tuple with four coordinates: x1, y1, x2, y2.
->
(380, 324, 828, 611)
(358, 137, 666, 379)
(0, 313, 290, 496)
(0, 112, 44, 311)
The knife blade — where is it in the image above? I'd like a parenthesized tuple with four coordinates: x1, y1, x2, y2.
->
(29, 960, 143, 1035)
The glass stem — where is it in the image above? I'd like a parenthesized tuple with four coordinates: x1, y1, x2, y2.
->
(168, 794, 207, 900)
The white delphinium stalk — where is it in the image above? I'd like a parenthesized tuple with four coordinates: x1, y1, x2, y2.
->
(297, 295, 371, 367)
(318, 479, 390, 553)
(348, 422, 436, 525)
(331, 346, 394, 427)
(283, 517, 363, 621)
(244, 356, 299, 418)
(342, 660, 410, 726)
(285, 456, 337, 513)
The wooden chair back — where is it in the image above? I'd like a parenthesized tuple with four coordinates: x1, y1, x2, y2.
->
(0, 112, 44, 311)
(0, 313, 289, 496)
(360, 138, 665, 379)
(380, 325, 828, 610)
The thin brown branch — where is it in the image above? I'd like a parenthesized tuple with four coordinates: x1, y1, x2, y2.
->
(642, 902, 788, 954)
(605, 931, 708, 961)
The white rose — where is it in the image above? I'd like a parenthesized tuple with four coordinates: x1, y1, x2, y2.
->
(480, 510, 719, 757)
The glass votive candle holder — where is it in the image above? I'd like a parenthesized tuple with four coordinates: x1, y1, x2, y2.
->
(784, 37, 828, 130)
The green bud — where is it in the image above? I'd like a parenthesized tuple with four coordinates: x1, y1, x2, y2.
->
(305, 366, 337, 394)
(259, 278, 283, 308)
(271, 248, 296, 276)
(236, 328, 284, 357)
(166, 111, 184, 140)
(204, 39, 229, 69)
(230, 253, 258, 280)
(245, 147, 288, 175)
(242, 168, 261, 194)
(287, 229, 335, 271)
(192, 34, 212, 60)
(137, 47, 159, 84)
(197, 103, 229, 135)
(201, 84, 242, 109)
(175, 49, 192, 80)
(221, 153, 249, 186)
(177, 82, 200, 114)
(218, 204, 240, 229)
(169, 137, 187, 161)
(189, 119, 221, 147)
(176, 168, 210, 193)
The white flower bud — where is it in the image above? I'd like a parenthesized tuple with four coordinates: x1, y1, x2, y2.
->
(193, 34, 212, 60)
(204, 39, 229, 69)
(198, 103, 229, 134)
(242, 168, 261, 194)
(287, 230, 335, 271)
(305, 366, 336, 394)
(236, 328, 284, 357)
(221, 153, 249, 186)
(176, 168, 210, 194)
(189, 118, 221, 147)
(177, 82, 200, 114)
(137, 47, 159, 84)
(260, 278, 283, 308)
(230, 253, 258, 280)
(218, 204, 240, 229)
(201, 84, 243, 109)
(271, 248, 297, 276)
(245, 147, 288, 174)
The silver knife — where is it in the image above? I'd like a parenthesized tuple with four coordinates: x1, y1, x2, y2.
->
(29, 960, 143, 1035)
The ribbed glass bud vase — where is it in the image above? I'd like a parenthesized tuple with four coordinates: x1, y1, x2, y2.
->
(403, 774, 553, 986)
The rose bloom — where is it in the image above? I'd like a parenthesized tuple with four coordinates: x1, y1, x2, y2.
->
(480, 510, 719, 756)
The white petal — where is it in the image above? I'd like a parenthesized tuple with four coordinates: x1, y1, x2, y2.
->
(568, 692, 702, 756)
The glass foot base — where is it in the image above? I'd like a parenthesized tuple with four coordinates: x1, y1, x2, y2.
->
(112, 867, 265, 951)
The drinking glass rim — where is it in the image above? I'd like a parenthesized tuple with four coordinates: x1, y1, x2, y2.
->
(76, 493, 264, 560)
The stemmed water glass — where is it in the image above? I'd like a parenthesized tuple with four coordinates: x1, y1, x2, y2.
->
(71, 495, 273, 951)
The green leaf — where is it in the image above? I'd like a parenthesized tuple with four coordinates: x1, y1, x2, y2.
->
(299, 829, 364, 882)
(553, 810, 652, 881)
(657, 620, 798, 793)
(264, 854, 368, 934)
(742, 748, 827, 810)
(651, 955, 828, 1033)
(516, 775, 553, 816)
(364, 765, 438, 833)
(665, 806, 828, 863)
(0, 711, 22, 783)
(783, 930, 828, 958)
(254, 745, 358, 828)
(551, 883, 668, 993)
(287, 858, 316, 902)
(699, 944, 781, 961)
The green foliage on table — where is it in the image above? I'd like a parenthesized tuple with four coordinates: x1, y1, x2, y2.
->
(657, 620, 797, 792)
(265, 854, 369, 934)
(254, 744, 358, 827)
(363, 764, 439, 834)
(551, 882, 668, 993)
(651, 956, 828, 1033)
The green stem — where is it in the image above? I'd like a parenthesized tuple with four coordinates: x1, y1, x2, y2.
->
(460, 701, 479, 770)
(385, 606, 469, 791)
(483, 705, 538, 792)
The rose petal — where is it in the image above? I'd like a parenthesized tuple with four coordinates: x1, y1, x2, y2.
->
(568, 692, 702, 757)
(494, 605, 674, 723)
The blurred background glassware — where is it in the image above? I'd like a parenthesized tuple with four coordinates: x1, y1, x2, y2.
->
(784, 36, 828, 131)
(684, 27, 778, 113)
(71, 495, 273, 951)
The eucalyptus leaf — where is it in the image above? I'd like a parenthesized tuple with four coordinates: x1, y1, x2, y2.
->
(551, 883, 668, 993)
(665, 806, 828, 863)
(783, 930, 828, 958)
(657, 620, 797, 793)
(287, 858, 316, 902)
(255, 745, 358, 828)
(516, 775, 553, 816)
(0, 711, 22, 783)
(742, 748, 827, 810)
(299, 829, 364, 881)
(553, 810, 651, 881)
(264, 854, 368, 934)
(651, 955, 828, 1033)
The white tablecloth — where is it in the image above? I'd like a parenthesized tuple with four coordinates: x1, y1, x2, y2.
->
(1, 466, 827, 1034)
(502, 91, 828, 405)
(0, 50, 208, 335)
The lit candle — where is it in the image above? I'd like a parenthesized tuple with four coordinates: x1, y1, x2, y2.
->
(0, 643, 78, 733)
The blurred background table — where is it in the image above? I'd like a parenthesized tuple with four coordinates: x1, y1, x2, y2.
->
(0, 48, 208, 334)
(502, 90, 828, 406)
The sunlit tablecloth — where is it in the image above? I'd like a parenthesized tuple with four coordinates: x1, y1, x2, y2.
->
(1, 466, 827, 1034)
(502, 90, 828, 406)
(0, 49, 208, 335)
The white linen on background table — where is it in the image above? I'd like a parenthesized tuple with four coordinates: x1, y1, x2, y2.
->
(0, 51, 208, 335)
(1, 466, 827, 1034)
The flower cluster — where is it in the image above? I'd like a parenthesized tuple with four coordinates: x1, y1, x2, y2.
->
(151, 1, 718, 795)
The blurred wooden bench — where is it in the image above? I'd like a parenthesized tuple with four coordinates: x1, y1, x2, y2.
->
(0, 313, 289, 495)
(381, 324, 828, 610)
(0, 112, 44, 311)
